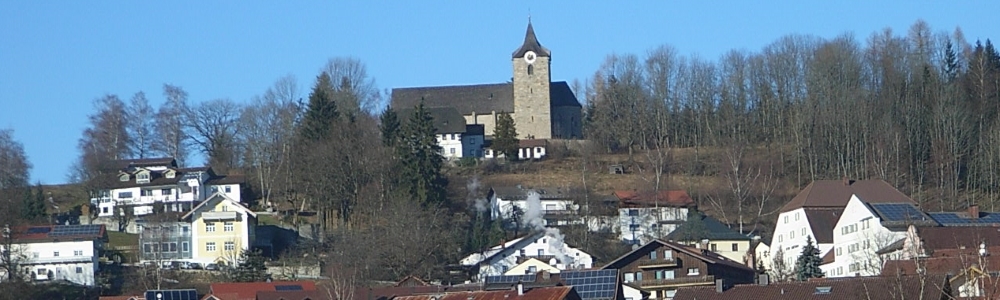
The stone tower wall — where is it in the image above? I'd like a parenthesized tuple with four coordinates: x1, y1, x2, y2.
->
(512, 56, 552, 139)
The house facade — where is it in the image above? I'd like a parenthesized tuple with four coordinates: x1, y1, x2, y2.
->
(460, 232, 593, 281)
(182, 193, 257, 265)
(0, 224, 107, 286)
(664, 214, 753, 265)
(138, 221, 193, 262)
(485, 139, 549, 160)
(398, 107, 486, 160)
(89, 158, 245, 219)
(391, 21, 583, 140)
(603, 239, 755, 300)
(613, 190, 694, 245)
(822, 197, 932, 277)
(489, 186, 579, 226)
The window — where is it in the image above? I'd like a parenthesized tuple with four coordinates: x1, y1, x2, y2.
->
(450, 148, 456, 154)
(710, 243, 718, 252)
(624, 273, 635, 283)
(628, 209, 639, 216)
(225, 186, 231, 193)
(650, 251, 657, 260)
(165, 171, 175, 178)
(836, 247, 842, 256)
(545, 204, 556, 211)
(795, 212, 800, 221)
(778, 234, 783, 242)
(74, 250, 83, 256)
(182, 242, 189, 252)
(224, 241, 235, 251)
(502, 266, 509, 273)
(141, 189, 152, 196)
(528, 64, 534, 75)
(169, 242, 177, 252)
(801, 228, 806, 236)
(161, 188, 172, 195)
(732, 243, 739, 251)
(224, 222, 234, 232)
(76, 267, 83, 274)
(663, 270, 674, 279)
(519, 249, 526, 256)
(31, 252, 38, 258)
(221, 205, 228, 212)
(687, 268, 699, 275)
(137, 172, 150, 183)
(664, 250, 673, 259)
(118, 192, 133, 198)
(206, 242, 216, 252)
(182, 226, 189, 233)
(102, 207, 108, 214)
(527, 266, 537, 274)
(206, 223, 216, 232)
(790, 230, 795, 239)
(538, 249, 544, 256)
(53, 251, 59, 257)
(629, 224, 640, 231)
(119, 174, 129, 181)
(636, 271, 643, 281)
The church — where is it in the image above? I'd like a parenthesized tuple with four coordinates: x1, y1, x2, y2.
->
(391, 21, 583, 140)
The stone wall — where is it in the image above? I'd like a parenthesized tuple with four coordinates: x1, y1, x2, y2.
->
(512, 56, 552, 139)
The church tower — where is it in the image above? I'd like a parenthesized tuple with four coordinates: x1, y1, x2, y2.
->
(511, 21, 552, 140)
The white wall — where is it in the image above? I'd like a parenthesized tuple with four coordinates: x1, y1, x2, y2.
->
(2, 240, 100, 286)
(490, 195, 576, 221)
(464, 235, 593, 282)
(823, 197, 906, 277)
(437, 133, 465, 159)
(767, 208, 832, 275)
(618, 207, 688, 245)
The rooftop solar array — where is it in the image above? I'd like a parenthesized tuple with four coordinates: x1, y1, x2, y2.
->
(929, 212, 1000, 226)
(145, 289, 198, 300)
(26, 227, 51, 234)
(485, 274, 537, 285)
(49, 225, 103, 237)
(561, 269, 618, 300)
(870, 203, 930, 222)
(275, 284, 304, 291)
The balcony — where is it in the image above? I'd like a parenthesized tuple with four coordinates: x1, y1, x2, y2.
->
(638, 258, 678, 269)
(24, 255, 94, 265)
(201, 211, 238, 221)
(640, 275, 714, 288)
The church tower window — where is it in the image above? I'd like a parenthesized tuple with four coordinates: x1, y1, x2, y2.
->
(528, 64, 534, 76)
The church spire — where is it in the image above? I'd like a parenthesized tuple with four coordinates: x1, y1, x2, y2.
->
(512, 19, 551, 59)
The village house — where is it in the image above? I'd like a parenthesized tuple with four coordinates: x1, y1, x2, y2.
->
(611, 190, 694, 245)
(504, 258, 561, 276)
(672, 275, 953, 300)
(602, 239, 756, 300)
(489, 186, 579, 226)
(137, 193, 256, 265)
(460, 231, 593, 282)
(664, 214, 753, 265)
(89, 158, 244, 221)
(765, 179, 913, 276)
(397, 107, 486, 160)
(484, 139, 549, 160)
(203, 281, 317, 300)
(98, 289, 199, 300)
(0, 224, 107, 286)
(882, 253, 1000, 298)
(483, 269, 622, 300)
(391, 21, 583, 140)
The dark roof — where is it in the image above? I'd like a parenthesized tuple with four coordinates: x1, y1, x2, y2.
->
(673, 275, 951, 300)
(255, 290, 326, 300)
(882, 254, 1000, 276)
(205, 174, 246, 186)
(351, 284, 481, 300)
(512, 21, 551, 59)
(665, 215, 751, 242)
(466, 124, 485, 136)
(519, 139, 548, 148)
(914, 226, 1000, 253)
(820, 249, 835, 265)
(490, 186, 574, 201)
(113, 157, 177, 169)
(208, 281, 316, 300)
(6, 224, 107, 243)
(928, 211, 1000, 226)
(391, 82, 581, 117)
(781, 179, 913, 213)
(614, 190, 695, 208)
(802, 208, 841, 244)
(875, 238, 906, 255)
(397, 106, 468, 134)
(603, 239, 754, 272)
(396, 286, 575, 300)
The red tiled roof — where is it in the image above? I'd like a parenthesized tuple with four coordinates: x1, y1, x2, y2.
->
(256, 290, 327, 300)
(882, 254, 1000, 276)
(395, 286, 575, 300)
(352, 284, 481, 300)
(781, 179, 913, 213)
(208, 281, 317, 300)
(673, 275, 950, 300)
(802, 208, 841, 244)
(99, 296, 143, 300)
(614, 190, 695, 208)
(3, 224, 107, 244)
(914, 226, 1000, 253)
(519, 139, 548, 148)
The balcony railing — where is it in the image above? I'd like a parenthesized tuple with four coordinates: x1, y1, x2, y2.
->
(202, 211, 238, 221)
(637, 258, 678, 268)
(640, 275, 714, 288)
(23, 256, 94, 265)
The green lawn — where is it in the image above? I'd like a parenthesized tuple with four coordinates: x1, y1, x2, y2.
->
(108, 231, 139, 248)
(257, 214, 282, 225)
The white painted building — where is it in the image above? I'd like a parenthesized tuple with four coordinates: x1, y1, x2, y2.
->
(612, 190, 694, 245)
(0, 224, 107, 286)
(90, 158, 245, 219)
(503, 258, 560, 275)
(460, 231, 593, 282)
(398, 107, 486, 160)
(489, 186, 579, 226)
(822, 197, 931, 277)
(484, 139, 548, 160)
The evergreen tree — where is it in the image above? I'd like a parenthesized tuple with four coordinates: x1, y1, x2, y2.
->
(299, 72, 339, 141)
(674, 207, 709, 242)
(379, 107, 400, 147)
(396, 102, 447, 206)
(794, 236, 824, 281)
(20, 184, 46, 222)
(493, 112, 519, 159)
(230, 249, 268, 282)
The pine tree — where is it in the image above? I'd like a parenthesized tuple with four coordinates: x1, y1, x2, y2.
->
(794, 236, 825, 281)
(230, 249, 268, 282)
(493, 112, 519, 159)
(379, 107, 400, 147)
(397, 101, 447, 206)
(20, 184, 47, 222)
(675, 207, 709, 242)
(299, 72, 339, 141)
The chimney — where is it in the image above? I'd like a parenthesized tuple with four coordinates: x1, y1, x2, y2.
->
(842, 177, 850, 186)
(758, 274, 769, 286)
(715, 279, 724, 293)
(700, 239, 710, 250)
(969, 204, 980, 219)
(516, 282, 524, 296)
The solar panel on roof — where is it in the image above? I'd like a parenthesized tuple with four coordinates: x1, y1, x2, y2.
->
(871, 203, 928, 222)
(26, 227, 51, 234)
(561, 269, 618, 300)
(49, 225, 102, 237)
(485, 274, 536, 285)
(145, 289, 198, 300)
(275, 285, 304, 291)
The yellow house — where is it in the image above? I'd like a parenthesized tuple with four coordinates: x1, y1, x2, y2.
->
(504, 258, 561, 276)
(664, 213, 753, 265)
(182, 193, 257, 265)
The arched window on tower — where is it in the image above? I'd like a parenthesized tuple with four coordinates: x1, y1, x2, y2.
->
(528, 64, 534, 76)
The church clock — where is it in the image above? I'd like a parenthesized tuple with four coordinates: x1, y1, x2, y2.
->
(524, 50, 537, 64)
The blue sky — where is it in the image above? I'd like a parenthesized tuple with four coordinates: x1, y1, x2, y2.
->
(1, 1, 998, 184)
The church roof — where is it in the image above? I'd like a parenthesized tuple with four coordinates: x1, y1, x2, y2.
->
(512, 21, 551, 59)
(391, 81, 581, 116)
(396, 106, 468, 134)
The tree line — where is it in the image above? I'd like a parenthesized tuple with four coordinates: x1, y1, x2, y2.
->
(584, 20, 1000, 217)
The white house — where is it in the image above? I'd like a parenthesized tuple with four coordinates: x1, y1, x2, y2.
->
(484, 139, 548, 160)
(90, 158, 245, 219)
(766, 179, 916, 277)
(460, 231, 593, 282)
(503, 258, 560, 275)
(0, 224, 107, 286)
(489, 186, 579, 226)
(399, 107, 486, 159)
(181, 193, 257, 265)
(822, 197, 932, 277)
(612, 190, 693, 245)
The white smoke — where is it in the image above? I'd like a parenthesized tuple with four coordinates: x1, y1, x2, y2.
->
(521, 190, 575, 267)
(468, 177, 488, 212)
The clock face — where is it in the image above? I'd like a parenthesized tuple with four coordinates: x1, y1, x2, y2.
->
(524, 51, 537, 64)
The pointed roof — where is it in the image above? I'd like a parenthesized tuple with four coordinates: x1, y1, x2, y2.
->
(512, 21, 551, 59)
(780, 179, 913, 213)
(181, 192, 256, 220)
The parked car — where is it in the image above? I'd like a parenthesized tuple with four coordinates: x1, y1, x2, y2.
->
(205, 263, 219, 271)
(188, 262, 203, 270)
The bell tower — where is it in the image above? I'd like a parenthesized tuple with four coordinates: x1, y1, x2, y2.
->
(511, 20, 552, 140)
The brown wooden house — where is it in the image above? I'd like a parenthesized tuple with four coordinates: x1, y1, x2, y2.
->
(602, 239, 755, 300)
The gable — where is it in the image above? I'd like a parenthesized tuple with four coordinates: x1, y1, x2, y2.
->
(182, 193, 255, 221)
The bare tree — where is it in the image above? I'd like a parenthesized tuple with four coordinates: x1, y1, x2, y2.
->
(127, 91, 156, 158)
(322, 57, 382, 115)
(155, 84, 190, 165)
(239, 76, 301, 210)
(186, 98, 243, 173)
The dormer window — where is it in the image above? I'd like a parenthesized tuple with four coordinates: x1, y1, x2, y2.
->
(165, 170, 175, 179)
(136, 172, 150, 184)
(119, 174, 130, 182)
